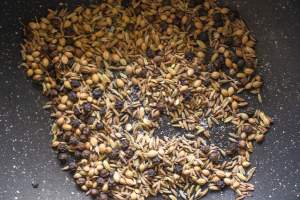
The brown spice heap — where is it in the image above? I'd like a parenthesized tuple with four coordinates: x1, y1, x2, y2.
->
(20, 0, 272, 199)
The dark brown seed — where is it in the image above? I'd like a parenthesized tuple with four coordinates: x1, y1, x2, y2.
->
(68, 162, 77, 172)
(90, 188, 99, 196)
(81, 150, 90, 159)
(70, 79, 81, 88)
(227, 142, 239, 155)
(68, 91, 78, 102)
(99, 169, 110, 178)
(76, 177, 86, 186)
(97, 177, 106, 186)
(185, 51, 195, 61)
(82, 102, 92, 113)
(57, 153, 68, 164)
(57, 143, 68, 153)
(200, 145, 210, 154)
(147, 169, 157, 177)
(216, 180, 225, 189)
(51, 18, 61, 29)
(209, 151, 220, 163)
(146, 48, 155, 58)
(174, 164, 183, 174)
(243, 125, 254, 134)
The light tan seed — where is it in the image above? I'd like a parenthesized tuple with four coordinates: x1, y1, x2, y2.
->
(103, 50, 110, 60)
(193, 80, 202, 87)
(116, 79, 124, 88)
(62, 123, 72, 131)
(41, 57, 49, 67)
(211, 71, 220, 79)
(255, 134, 265, 143)
(145, 150, 158, 158)
(225, 58, 232, 68)
(61, 55, 69, 64)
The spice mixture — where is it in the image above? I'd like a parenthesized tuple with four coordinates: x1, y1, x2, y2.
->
(20, 0, 272, 199)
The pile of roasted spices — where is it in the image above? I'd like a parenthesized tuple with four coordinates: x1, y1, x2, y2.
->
(20, 0, 272, 199)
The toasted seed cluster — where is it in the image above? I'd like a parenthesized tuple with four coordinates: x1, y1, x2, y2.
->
(21, 0, 272, 199)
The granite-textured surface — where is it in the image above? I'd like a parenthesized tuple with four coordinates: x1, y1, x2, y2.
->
(0, 0, 299, 200)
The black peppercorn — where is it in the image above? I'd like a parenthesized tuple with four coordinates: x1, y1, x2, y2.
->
(73, 107, 81, 117)
(92, 88, 102, 99)
(160, 21, 168, 31)
(68, 161, 77, 172)
(227, 142, 239, 155)
(57, 143, 68, 153)
(174, 164, 183, 174)
(209, 150, 220, 163)
(99, 169, 110, 178)
(86, 116, 95, 125)
(90, 189, 99, 196)
(183, 90, 193, 101)
(134, 6, 142, 15)
(245, 106, 256, 116)
(69, 136, 79, 145)
(125, 149, 134, 158)
(81, 150, 90, 159)
(146, 15, 156, 23)
(82, 127, 90, 135)
(146, 48, 155, 58)
(237, 59, 246, 69)
(173, 16, 181, 27)
(95, 122, 104, 130)
(203, 79, 210, 87)
(70, 79, 81, 88)
(68, 91, 78, 102)
(71, 119, 80, 128)
(121, 0, 131, 8)
(213, 13, 224, 28)
(232, 55, 239, 63)
(109, 148, 119, 159)
(152, 156, 161, 165)
(120, 138, 129, 150)
(115, 100, 123, 110)
(194, 67, 201, 76)
(57, 152, 68, 164)
(50, 18, 61, 29)
(216, 180, 225, 189)
(82, 102, 92, 113)
(125, 23, 135, 32)
(96, 177, 106, 186)
(147, 169, 157, 177)
(215, 55, 225, 70)
(200, 145, 210, 154)
(206, 64, 215, 73)
(198, 8, 208, 17)
(198, 31, 209, 42)
(243, 125, 254, 134)
(79, 134, 87, 142)
(76, 177, 86, 186)
(185, 51, 195, 61)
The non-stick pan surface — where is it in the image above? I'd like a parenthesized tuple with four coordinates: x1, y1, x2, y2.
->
(0, 0, 299, 200)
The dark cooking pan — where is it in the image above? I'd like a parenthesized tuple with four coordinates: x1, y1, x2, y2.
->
(0, 0, 299, 200)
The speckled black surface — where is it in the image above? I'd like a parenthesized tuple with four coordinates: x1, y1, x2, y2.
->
(0, 1, 299, 200)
